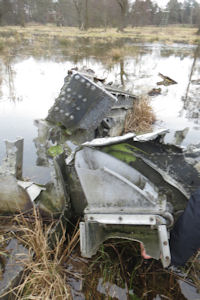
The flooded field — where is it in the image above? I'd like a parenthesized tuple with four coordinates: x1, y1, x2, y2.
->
(0, 39, 200, 299)
(0, 41, 200, 183)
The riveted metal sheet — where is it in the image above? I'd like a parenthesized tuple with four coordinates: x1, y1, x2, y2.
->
(84, 214, 166, 225)
(47, 73, 117, 131)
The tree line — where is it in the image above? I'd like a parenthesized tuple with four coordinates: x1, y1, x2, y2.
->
(0, 0, 200, 30)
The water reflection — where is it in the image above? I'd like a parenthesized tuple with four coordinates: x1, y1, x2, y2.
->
(0, 42, 199, 183)
(0, 40, 200, 299)
(182, 45, 200, 125)
(5, 58, 16, 102)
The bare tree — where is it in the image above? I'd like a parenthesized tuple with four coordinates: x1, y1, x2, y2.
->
(115, 0, 128, 31)
(103, 0, 108, 30)
(17, 0, 25, 27)
(84, 0, 89, 30)
(0, 0, 15, 25)
(72, 0, 82, 28)
(73, 0, 88, 30)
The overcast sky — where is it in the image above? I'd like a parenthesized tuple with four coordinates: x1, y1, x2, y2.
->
(153, 0, 200, 8)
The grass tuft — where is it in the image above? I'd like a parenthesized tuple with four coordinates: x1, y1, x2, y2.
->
(110, 48, 123, 60)
(7, 208, 80, 299)
(124, 97, 156, 134)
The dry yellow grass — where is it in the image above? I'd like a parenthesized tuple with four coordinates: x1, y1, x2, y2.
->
(0, 25, 199, 44)
(124, 97, 156, 134)
(110, 48, 123, 60)
(5, 209, 80, 300)
(0, 24, 199, 58)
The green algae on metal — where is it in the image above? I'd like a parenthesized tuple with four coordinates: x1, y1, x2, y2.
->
(101, 143, 146, 165)
(47, 145, 63, 157)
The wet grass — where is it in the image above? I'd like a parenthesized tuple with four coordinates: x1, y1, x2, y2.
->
(83, 239, 200, 299)
(83, 240, 142, 299)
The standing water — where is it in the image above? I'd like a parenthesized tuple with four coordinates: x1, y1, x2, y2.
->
(0, 43, 199, 183)
(0, 43, 199, 182)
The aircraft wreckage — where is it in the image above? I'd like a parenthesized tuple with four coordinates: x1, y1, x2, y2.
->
(1, 69, 200, 269)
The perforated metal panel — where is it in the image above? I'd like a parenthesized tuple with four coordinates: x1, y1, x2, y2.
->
(47, 73, 117, 131)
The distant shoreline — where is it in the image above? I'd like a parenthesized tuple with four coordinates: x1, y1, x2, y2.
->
(0, 25, 199, 45)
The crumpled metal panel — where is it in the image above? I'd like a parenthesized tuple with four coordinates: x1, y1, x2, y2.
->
(75, 147, 167, 214)
(46, 73, 117, 131)
(0, 138, 24, 179)
(82, 128, 168, 147)
(82, 132, 136, 147)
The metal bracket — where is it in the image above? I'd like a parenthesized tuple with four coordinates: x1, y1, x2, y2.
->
(158, 225, 171, 268)
(84, 214, 167, 226)
(80, 217, 171, 267)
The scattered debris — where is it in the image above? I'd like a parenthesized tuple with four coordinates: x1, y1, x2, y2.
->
(174, 127, 189, 145)
(148, 87, 161, 96)
(157, 72, 177, 86)
(191, 79, 200, 85)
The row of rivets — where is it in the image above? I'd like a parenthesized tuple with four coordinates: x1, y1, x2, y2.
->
(59, 95, 88, 103)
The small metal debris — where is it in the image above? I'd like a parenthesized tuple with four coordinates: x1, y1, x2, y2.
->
(26, 184, 46, 202)
(148, 87, 161, 96)
(157, 72, 177, 86)
(0, 138, 24, 179)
